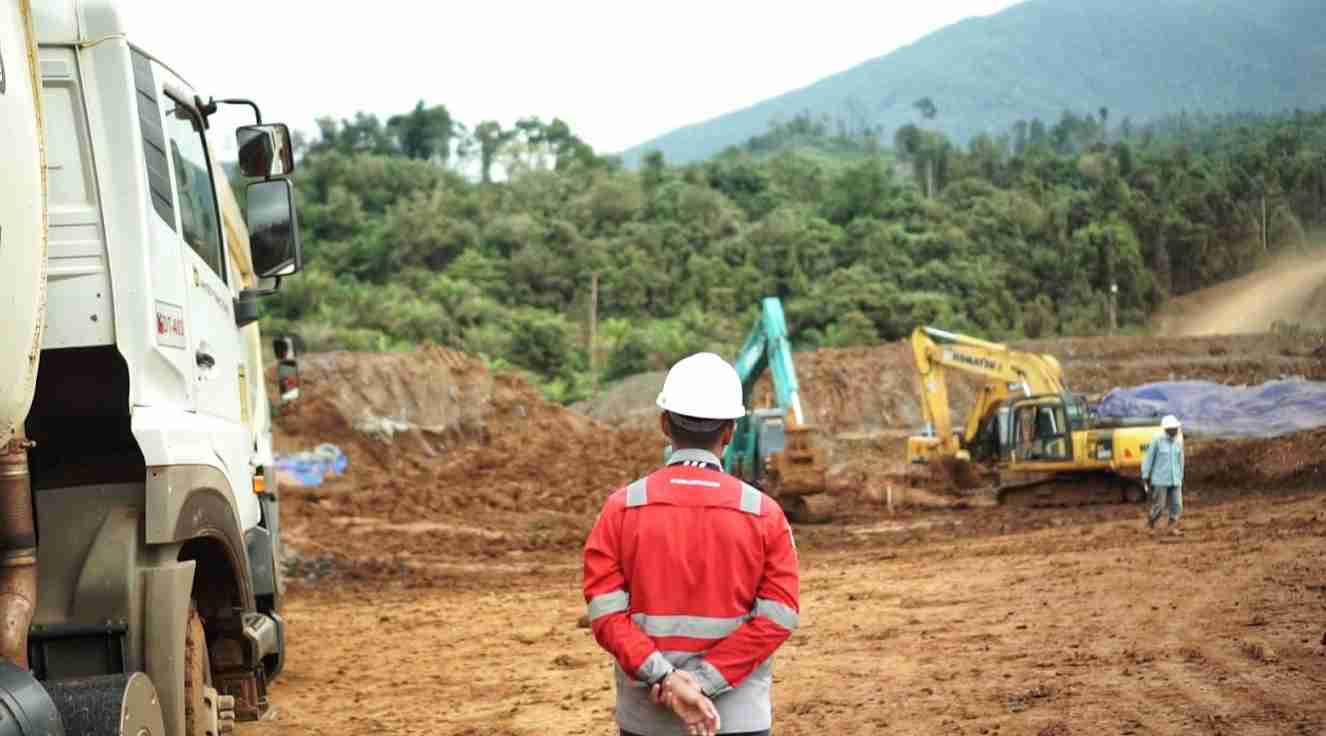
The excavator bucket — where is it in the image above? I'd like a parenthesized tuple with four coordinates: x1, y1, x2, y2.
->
(772, 425, 826, 494)
(903, 454, 992, 496)
(938, 455, 986, 491)
(768, 425, 834, 523)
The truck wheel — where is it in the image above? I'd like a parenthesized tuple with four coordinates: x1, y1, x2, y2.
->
(184, 605, 235, 736)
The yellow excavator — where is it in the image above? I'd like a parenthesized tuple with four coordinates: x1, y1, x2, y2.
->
(907, 327, 1163, 506)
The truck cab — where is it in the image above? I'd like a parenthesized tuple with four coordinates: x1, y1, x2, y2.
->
(2, 2, 299, 734)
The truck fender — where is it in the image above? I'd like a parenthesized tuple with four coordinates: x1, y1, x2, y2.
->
(145, 465, 254, 609)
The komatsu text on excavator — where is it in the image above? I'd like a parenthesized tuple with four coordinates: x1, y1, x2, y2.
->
(907, 327, 1162, 506)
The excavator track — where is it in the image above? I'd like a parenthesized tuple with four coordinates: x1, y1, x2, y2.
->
(997, 472, 1147, 508)
(778, 492, 836, 524)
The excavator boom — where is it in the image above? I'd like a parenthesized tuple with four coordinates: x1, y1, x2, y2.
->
(732, 298, 805, 425)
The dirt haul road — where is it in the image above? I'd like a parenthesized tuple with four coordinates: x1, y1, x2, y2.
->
(1154, 249, 1326, 336)
(241, 489, 1326, 736)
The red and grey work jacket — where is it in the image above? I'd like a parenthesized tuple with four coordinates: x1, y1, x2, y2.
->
(583, 449, 800, 735)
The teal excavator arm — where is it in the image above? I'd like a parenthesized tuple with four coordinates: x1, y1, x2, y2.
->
(730, 297, 806, 423)
(723, 297, 807, 477)
(731, 298, 800, 424)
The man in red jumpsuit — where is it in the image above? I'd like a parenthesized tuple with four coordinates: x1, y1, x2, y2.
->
(584, 352, 801, 736)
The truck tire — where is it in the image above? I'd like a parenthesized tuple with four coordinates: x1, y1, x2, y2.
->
(184, 605, 234, 736)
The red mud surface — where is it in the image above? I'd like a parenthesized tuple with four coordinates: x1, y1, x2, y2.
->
(243, 337, 1326, 735)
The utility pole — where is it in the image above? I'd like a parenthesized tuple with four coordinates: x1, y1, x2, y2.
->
(589, 272, 599, 400)
(1261, 195, 1268, 253)
(1109, 282, 1118, 335)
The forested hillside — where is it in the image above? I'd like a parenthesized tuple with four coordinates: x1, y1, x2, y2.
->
(258, 105, 1326, 403)
(622, 0, 1326, 165)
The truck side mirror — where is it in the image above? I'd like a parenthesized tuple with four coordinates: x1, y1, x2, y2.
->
(246, 179, 302, 279)
(276, 358, 300, 403)
(236, 123, 294, 178)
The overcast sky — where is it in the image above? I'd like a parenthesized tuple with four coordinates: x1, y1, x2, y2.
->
(121, 0, 1023, 155)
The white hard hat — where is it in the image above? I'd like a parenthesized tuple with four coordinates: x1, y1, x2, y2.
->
(656, 352, 746, 421)
(1161, 415, 1181, 430)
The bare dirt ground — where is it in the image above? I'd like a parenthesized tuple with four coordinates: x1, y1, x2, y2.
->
(244, 488, 1326, 736)
(245, 334, 1326, 736)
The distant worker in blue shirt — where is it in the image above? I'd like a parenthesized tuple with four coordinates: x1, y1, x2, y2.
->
(1142, 415, 1185, 536)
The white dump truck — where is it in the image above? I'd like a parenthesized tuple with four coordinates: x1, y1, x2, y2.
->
(1, 2, 301, 734)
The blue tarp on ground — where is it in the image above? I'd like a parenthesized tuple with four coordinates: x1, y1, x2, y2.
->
(1097, 379, 1326, 439)
(275, 443, 348, 487)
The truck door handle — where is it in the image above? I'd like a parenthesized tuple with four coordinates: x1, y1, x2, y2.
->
(196, 351, 216, 369)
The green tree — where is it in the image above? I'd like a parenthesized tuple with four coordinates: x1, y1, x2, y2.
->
(506, 308, 579, 377)
(387, 101, 455, 162)
(474, 120, 515, 183)
(268, 100, 1326, 403)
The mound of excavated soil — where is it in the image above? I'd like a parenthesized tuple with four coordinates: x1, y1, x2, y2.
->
(272, 349, 660, 579)
(1188, 428, 1326, 492)
(576, 335, 1326, 441)
(571, 371, 667, 427)
(270, 337, 1326, 588)
(817, 426, 1326, 522)
(575, 344, 977, 439)
(271, 347, 496, 470)
(569, 334, 1326, 516)
(751, 344, 961, 438)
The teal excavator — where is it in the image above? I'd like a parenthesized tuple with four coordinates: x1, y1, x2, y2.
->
(722, 298, 832, 523)
(661, 298, 832, 521)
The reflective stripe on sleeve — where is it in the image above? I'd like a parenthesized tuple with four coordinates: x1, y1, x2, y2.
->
(691, 657, 732, 697)
(753, 598, 799, 631)
(625, 478, 648, 508)
(630, 613, 748, 640)
(739, 483, 762, 515)
(588, 589, 629, 621)
(635, 651, 674, 684)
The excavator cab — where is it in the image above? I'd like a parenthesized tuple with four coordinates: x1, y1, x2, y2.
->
(726, 408, 786, 482)
(1007, 398, 1072, 463)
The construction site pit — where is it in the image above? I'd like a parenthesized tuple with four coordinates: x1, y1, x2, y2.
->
(247, 333, 1326, 735)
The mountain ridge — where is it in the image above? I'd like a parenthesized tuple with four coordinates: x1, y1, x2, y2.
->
(621, 0, 1326, 166)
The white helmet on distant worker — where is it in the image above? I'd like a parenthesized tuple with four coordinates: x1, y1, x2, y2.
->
(656, 352, 746, 420)
(1161, 415, 1181, 430)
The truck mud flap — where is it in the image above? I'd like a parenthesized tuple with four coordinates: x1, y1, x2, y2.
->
(245, 526, 276, 602)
